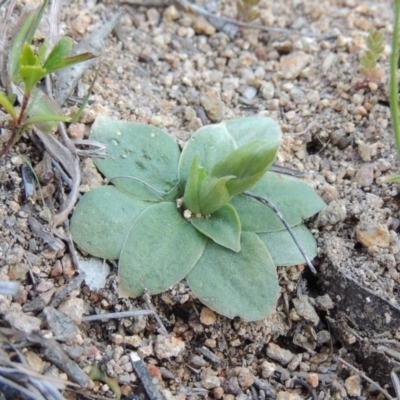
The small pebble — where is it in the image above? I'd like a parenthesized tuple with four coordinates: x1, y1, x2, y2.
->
(24, 350, 45, 373)
(306, 373, 319, 388)
(193, 16, 216, 35)
(292, 296, 320, 325)
(124, 335, 142, 348)
(344, 374, 362, 397)
(276, 392, 304, 400)
(58, 297, 85, 325)
(354, 164, 374, 187)
(154, 335, 185, 359)
(315, 294, 334, 310)
(356, 221, 391, 248)
(224, 376, 240, 395)
(260, 360, 276, 378)
(232, 367, 254, 389)
(43, 306, 79, 342)
(5, 310, 41, 334)
(317, 330, 332, 345)
(189, 355, 208, 368)
(163, 5, 180, 21)
(213, 386, 224, 399)
(200, 307, 217, 325)
(201, 367, 221, 389)
(279, 51, 311, 80)
(242, 86, 257, 100)
(266, 343, 294, 365)
(260, 81, 275, 99)
(200, 86, 225, 122)
(287, 354, 302, 371)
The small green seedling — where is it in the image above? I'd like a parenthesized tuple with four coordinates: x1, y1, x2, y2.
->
(0, 0, 96, 156)
(70, 116, 326, 321)
(236, 0, 261, 21)
(359, 27, 384, 82)
(384, 0, 400, 182)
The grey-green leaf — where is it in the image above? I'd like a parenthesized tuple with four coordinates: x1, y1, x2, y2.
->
(179, 116, 282, 185)
(91, 116, 180, 202)
(119, 202, 207, 297)
(189, 204, 241, 252)
(232, 172, 326, 232)
(70, 186, 151, 260)
(187, 232, 279, 321)
(258, 224, 317, 266)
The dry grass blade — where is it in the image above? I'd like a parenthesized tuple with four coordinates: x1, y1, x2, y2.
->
(175, 0, 317, 37)
(0, 336, 76, 400)
(0, 0, 17, 89)
(48, 0, 62, 52)
(28, 214, 66, 251)
(32, 126, 81, 227)
(82, 310, 154, 322)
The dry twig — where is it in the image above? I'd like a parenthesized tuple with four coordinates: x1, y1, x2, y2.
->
(338, 357, 394, 400)
(244, 191, 317, 274)
(82, 310, 154, 322)
(175, 0, 317, 37)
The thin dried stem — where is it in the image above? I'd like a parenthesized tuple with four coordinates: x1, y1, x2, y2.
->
(143, 293, 168, 336)
(82, 310, 154, 322)
(244, 191, 317, 274)
(338, 357, 394, 400)
(175, 0, 317, 37)
(390, 371, 400, 400)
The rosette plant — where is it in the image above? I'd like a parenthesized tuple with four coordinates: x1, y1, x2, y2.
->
(71, 116, 325, 321)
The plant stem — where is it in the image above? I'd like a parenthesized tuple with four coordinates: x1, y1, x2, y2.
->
(16, 92, 29, 128)
(0, 127, 24, 157)
(390, 0, 400, 157)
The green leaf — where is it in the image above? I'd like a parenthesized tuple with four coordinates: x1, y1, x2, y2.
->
(90, 116, 181, 202)
(179, 116, 282, 184)
(183, 155, 202, 214)
(25, 0, 49, 45)
(211, 140, 280, 196)
(258, 224, 317, 266)
(232, 172, 326, 232)
(86, 366, 121, 400)
(24, 114, 70, 125)
(9, 0, 48, 80)
(19, 42, 37, 67)
(0, 92, 17, 120)
(43, 37, 73, 72)
(189, 204, 241, 252)
(36, 38, 49, 64)
(187, 232, 279, 321)
(230, 193, 281, 232)
(24, 87, 64, 133)
(183, 155, 236, 215)
(19, 65, 47, 93)
(56, 52, 97, 70)
(70, 186, 151, 260)
(118, 202, 206, 297)
(197, 175, 235, 215)
(382, 174, 400, 183)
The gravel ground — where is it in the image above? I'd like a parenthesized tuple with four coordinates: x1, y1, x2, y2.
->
(1, 0, 400, 399)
